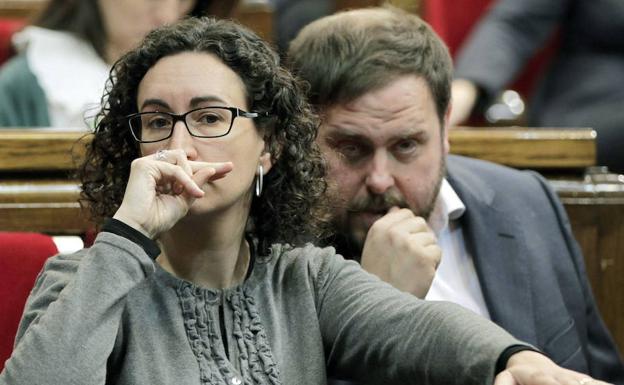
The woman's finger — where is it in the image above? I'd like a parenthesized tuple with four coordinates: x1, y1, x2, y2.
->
(154, 149, 193, 176)
(188, 160, 234, 175)
(191, 168, 227, 185)
(153, 161, 205, 197)
(191, 162, 234, 185)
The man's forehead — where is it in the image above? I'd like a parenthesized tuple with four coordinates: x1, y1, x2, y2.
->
(320, 103, 432, 139)
(320, 118, 430, 146)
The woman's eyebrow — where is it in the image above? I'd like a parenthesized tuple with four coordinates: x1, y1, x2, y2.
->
(140, 96, 229, 111)
(140, 99, 170, 111)
(189, 95, 228, 108)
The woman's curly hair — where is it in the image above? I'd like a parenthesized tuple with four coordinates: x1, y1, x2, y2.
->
(78, 16, 330, 248)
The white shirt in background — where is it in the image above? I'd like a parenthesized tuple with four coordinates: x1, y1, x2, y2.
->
(13, 26, 109, 129)
(52, 236, 84, 254)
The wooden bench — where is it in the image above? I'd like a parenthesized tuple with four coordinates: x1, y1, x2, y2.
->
(1, 127, 623, 356)
(0, 129, 90, 234)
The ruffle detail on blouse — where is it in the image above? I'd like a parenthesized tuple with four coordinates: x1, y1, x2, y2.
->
(230, 289, 281, 384)
(177, 283, 282, 385)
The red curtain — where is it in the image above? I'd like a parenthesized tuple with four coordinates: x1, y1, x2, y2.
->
(0, 19, 26, 65)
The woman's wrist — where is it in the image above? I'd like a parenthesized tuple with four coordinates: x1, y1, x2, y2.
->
(101, 218, 161, 259)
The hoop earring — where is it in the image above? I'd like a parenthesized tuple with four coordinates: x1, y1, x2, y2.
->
(255, 164, 264, 197)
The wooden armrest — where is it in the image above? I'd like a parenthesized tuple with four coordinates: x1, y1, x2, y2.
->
(0, 129, 90, 171)
(0, 179, 91, 234)
(0, 0, 46, 18)
(449, 127, 596, 169)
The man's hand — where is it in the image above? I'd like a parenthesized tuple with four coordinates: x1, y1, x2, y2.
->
(496, 350, 612, 385)
(360, 207, 441, 298)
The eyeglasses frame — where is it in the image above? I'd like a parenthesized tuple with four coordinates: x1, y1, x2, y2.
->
(126, 106, 269, 143)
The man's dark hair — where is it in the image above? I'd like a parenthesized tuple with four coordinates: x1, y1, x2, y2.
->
(287, 6, 453, 123)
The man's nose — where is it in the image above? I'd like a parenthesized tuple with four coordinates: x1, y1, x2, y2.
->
(365, 152, 395, 194)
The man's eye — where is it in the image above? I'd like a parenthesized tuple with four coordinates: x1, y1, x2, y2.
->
(395, 139, 417, 152)
(337, 142, 365, 159)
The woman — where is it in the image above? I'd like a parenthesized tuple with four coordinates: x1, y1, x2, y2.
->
(0, 17, 607, 385)
(0, 0, 227, 128)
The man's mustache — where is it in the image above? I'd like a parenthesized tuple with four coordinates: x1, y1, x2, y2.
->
(347, 193, 409, 214)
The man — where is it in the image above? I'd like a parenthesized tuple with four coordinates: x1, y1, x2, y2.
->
(287, 6, 624, 384)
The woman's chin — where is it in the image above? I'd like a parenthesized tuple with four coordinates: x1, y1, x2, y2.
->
(187, 200, 216, 216)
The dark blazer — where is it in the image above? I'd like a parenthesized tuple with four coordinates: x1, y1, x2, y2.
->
(329, 155, 624, 384)
(446, 155, 623, 382)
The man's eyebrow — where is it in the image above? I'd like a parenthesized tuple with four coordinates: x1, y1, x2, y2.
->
(324, 128, 368, 142)
(325, 128, 362, 138)
(397, 128, 429, 140)
(323, 122, 364, 136)
(325, 124, 428, 139)
(323, 129, 373, 148)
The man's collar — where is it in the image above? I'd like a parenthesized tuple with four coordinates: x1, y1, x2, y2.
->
(428, 178, 466, 235)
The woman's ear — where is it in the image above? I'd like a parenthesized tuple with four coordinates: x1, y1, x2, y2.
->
(259, 152, 273, 174)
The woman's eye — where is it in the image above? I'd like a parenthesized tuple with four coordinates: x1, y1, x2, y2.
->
(197, 113, 222, 125)
(147, 116, 171, 130)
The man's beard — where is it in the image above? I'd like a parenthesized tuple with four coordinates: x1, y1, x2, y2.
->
(330, 157, 446, 261)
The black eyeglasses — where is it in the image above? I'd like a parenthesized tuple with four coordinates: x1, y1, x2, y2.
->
(126, 106, 270, 143)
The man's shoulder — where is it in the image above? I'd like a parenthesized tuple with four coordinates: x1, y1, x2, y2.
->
(447, 155, 544, 190)
(446, 155, 557, 210)
(447, 154, 533, 179)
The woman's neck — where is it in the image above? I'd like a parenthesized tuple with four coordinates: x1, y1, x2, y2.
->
(156, 211, 251, 289)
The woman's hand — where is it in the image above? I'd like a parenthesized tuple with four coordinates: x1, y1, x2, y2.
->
(113, 149, 233, 238)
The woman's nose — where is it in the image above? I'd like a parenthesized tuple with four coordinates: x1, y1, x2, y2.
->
(167, 120, 197, 160)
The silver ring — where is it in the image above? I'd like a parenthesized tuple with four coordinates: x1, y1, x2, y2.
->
(579, 378, 593, 385)
(155, 149, 167, 161)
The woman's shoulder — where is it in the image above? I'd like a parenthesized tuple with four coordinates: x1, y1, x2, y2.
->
(37, 248, 88, 283)
(264, 242, 338, 268)
(256, 242, 357, 287)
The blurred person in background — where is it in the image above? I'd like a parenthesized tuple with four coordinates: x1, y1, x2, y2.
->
(450, 0, 624, 172)
(0, 0, 224, 128)
(270, 0, 333, 55)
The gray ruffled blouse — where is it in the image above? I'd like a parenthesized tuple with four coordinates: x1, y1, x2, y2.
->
(1, 232, 522, 385)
